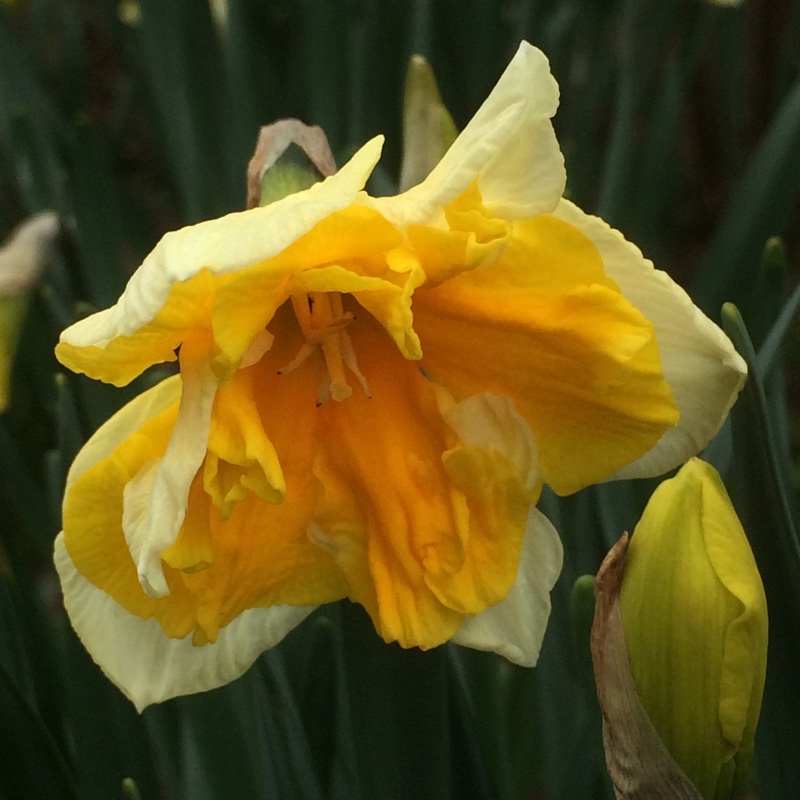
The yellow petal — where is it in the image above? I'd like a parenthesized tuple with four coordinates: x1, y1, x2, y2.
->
(194, 313, 349, 617)
(65, 374, 182, 490)
(309, 315, 532, 648)
(160, 475, 214, 572)
(56, 138, 385, 384)
(62, 326, 347, 648)
(553, 200, 747, 480)
(294, 263, 423, 360)
(439, 391, 541, 494)
(401, 180, 512, 287)
(413, 214, 679, 495)
(62, 384, 199, 638)
(204, 364, 286, 517)
(211, 204, 404, 366)
(372, 41, 564, 227)
(432, 445, 533, 614)
(56, 268, 221, 386)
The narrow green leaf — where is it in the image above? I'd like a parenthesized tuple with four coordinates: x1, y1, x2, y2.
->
(0, 417, 56, 553)
(257, 651, 327, 800)
(0, 659, 80, 800)
(172, 679, 277, 800)
(693, 77, 800, 315)
(758, 281, 800, 378)
(721, 304, 800, 603)
(453, 648, 513, 800)
(276, 612, 341, 791)
(721, 308, 800, 799)
(301, 0, 349, 153)
(530, 490, 615, 800)
(445, 647, 498, 800)
(218, 0, 284, 168)
(132, 0, 238, 221)
(340, 601, 451, 800)
(0, 11, 66, 212)
(61, 632, 161, 800)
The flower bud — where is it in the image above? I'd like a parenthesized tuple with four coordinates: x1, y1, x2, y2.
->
(619, 458, 768, 800)
(398, 54, 457, 191)
(0, 211, 59, 412)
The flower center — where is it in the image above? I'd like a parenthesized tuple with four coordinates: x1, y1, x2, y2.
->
(279, 291, 371, 404)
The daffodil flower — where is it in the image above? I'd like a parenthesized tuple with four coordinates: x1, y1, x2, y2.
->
(54, 42, 746, 710)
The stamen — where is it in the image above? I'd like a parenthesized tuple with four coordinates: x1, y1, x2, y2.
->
(327, 292, 346, 320)
(277, 341, 317, 375)
(278, 290, 372, 403)
(321, 334, 352, 401)
(340, 329, 372, 398)
(316, 376, 331, 407)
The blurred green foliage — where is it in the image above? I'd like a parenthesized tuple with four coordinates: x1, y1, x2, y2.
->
(0, 1, 798, 798)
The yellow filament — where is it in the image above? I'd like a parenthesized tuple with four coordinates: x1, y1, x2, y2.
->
(279, 291, 371, 403)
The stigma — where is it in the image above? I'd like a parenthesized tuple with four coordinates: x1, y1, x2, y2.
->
(279, 291, 371, 404)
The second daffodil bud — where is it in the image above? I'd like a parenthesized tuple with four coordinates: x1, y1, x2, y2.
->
(619, 458, 768, 800)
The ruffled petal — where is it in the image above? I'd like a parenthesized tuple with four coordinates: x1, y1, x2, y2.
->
(413, 214, 680, 495)
(399, 181, 513, 288)
(62, 324, 347, 657)
(451, 506, 563, 666)
(55, 533, 314, 712)
(204, 365, 286, 517)
(553, 200, 747, 480)
(122, 336, 218, 597)
(308, 315, 533, 649)
(294, 264, 424, 361)
(211, 204, 404, 366)
(54, 35, 749, 707)
(56, 268, 219, 387)
(63, 385, 199, 639)
(371, 42, 564, 227)
(56, 137, 384, 383)
(438, 391, 541, 494)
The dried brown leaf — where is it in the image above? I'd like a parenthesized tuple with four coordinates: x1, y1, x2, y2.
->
(246, 120, 336, 209)
(591, 533, 703, 800)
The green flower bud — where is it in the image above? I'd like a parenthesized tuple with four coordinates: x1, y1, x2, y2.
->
(620, 458, 768, 800)
(398, 54, 457, 192)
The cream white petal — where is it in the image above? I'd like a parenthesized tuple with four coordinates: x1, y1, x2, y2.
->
(440, 390, 540, 494)
(121, 352, 217, 598)
(440, 390, 562, 665)
(451, 507, 563, 666)
(121, 458, 167, 596)
(372, 41, 564, 227)
(59, 136, 384, 349)
(54, 532, 315, 712)
(553, 199, 747, 480)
